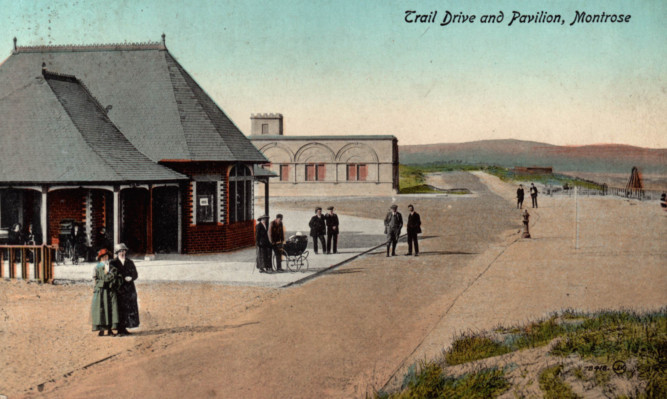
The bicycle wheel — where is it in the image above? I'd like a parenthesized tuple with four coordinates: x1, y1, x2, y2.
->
(271, 251, 278, 271)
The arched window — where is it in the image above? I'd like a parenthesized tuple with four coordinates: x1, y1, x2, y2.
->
(229, 164, 253, 222)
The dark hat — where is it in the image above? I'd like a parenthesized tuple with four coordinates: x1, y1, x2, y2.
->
(408, 204, 414, 209)
(258, 215, 269, 220)
(315, 207, 322, 212)
(327, 206, 334, 210)
(276, 214, 283, 219)
(390, 204, 398, 210)
(97, 248, 110, 260)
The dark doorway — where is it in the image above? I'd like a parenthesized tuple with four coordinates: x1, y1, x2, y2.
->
(153, 186, 179, 253)
(120, 188, 148, 254)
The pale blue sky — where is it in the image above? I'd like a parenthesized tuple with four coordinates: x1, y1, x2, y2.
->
(2, 0, 665, 147)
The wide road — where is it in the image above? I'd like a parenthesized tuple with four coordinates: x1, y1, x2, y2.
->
(31, 172, 518, 399)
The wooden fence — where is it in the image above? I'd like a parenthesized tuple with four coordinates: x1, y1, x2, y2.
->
(550, 186, 663, 200)
(0, 245, 55, 283)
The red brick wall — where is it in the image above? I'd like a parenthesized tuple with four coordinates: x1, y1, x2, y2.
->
(183, 220, 255, 254)
(162, 161, 258, 254)
(48, 189, 86, 244)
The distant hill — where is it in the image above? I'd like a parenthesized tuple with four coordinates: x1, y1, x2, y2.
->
(400, 140, 667, 174)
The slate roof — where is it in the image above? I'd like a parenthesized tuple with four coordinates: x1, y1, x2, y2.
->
(249, 135, 397, 141)
(0, 41, 267, 164)
(0, 68, 186, 184)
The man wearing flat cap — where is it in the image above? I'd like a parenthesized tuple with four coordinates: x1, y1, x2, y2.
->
(384, 204, 403, 257)
(269, 214, 286, 272)
(256, 215, 272, 272)
(325, 206, 340, 254)
(309, 207, 326, 254)
(110, 243, 139, 336)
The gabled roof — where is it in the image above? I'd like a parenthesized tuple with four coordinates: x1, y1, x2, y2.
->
(0, 41, 267, 164)
(0, 68, 187, 184)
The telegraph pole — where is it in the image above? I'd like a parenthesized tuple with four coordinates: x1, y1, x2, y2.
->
(575, 185, 579, 250)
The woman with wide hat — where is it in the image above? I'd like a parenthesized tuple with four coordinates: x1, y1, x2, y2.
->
(91, 248, 121, 336)
(110, 243, 140, 336)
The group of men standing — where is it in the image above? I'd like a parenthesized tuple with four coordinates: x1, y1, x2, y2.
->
(255, 203, 423, 272)
(308, 206, 339, 255)
(384, 204, 421, 257)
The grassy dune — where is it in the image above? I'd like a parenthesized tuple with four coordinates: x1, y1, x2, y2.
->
(375, 309, 666, 398)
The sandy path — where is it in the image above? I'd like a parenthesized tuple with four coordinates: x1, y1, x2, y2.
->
(385, 172, 667, 390)
(15, 172, 518, 398)
(5, 172, 665, 398)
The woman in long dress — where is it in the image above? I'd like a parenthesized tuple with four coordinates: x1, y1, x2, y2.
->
(91, 248, 121, 336)
(110, 243, 140, 336)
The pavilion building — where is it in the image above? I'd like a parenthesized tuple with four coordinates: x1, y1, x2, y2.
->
(0, 36, 269, 254)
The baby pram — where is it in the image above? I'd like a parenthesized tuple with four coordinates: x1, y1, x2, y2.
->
(272, 234, 309, 272)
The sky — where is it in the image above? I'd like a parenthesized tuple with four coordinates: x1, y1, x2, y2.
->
(1, 0, 665, 148)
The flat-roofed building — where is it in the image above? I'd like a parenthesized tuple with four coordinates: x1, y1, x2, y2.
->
(249, 114, 399, 197)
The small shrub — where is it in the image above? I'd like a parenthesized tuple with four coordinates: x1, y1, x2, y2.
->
(445, 334, 509, 365)
(538, 365, 581, 399)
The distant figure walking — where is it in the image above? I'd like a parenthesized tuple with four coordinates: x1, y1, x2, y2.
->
(530, 183, 539, 208)
(269, 214, 286, 272)
(111, 243, 140, 336)
(256, 215, 272, 273)
(384, 204, 403, 257)
(91, 248, 120, 337)
(516, 185, 525, 209)
(309, 207, 326, 254)
(325, 206, 339, 254)
(405, 204, 421, 257)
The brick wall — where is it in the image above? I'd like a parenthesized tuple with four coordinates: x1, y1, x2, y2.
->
(48, 189, 86, 244)
(184, 220, 255, 254)
(163, 161, 256, 254)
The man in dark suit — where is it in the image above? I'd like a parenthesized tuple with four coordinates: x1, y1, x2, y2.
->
(255, 215, 272, 272)
(405, 204, 421, 256)
(530, 183, 538, 208)
(325, 206, 339, 254)
(384, 204, 403, 257)
(309, 207, 326, 254)
(516, 184, 525, 209)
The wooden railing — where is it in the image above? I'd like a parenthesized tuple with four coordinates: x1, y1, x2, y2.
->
(0, 245, 55, 283)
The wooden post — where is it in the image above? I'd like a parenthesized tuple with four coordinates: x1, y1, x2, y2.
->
(21, 248, 28, 280)
(41, 187, 48, 245)
(113, 186, 120, 248)
(264, 179, 269, 217)
(0, 249, 4, 278)
(9, 248, 16, 278)
(146, 185, 154, 255)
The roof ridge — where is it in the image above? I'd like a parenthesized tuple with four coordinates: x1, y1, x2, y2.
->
(15, 41, 165, 53)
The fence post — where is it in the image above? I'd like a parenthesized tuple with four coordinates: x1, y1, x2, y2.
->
(21, 248, 28, 280)
(575, 186, 579, 250)
(0, 249, 3, 278)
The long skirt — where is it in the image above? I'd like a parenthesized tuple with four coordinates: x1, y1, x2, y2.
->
(91, 288, 119, 331)
(256, 246, 272, 269)
(118, 285, 140, 329)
